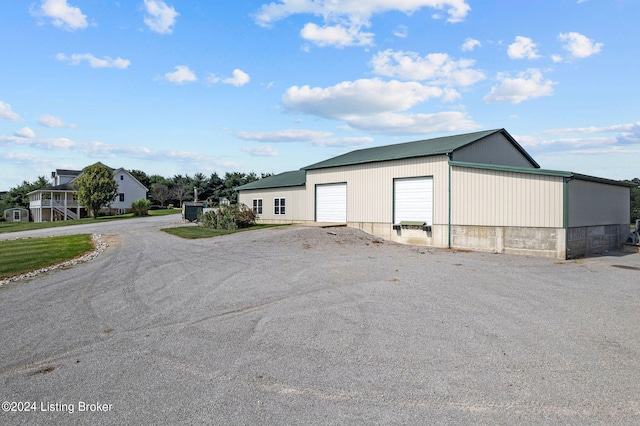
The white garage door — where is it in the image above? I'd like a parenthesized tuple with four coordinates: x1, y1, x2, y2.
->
(316, 183, 347, 223)
(394, 177, 433, 224)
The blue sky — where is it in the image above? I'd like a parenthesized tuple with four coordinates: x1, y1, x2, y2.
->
(1, 0, 639, 190)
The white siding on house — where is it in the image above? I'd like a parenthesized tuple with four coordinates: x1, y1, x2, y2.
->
(568, 179, 630, 227)
(452, 133, 535, 168)
(450, 166, 564, 228)
(111, 170, 147, 211)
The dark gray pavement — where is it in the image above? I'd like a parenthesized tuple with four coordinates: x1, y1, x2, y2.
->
(1, 216, 639, 425)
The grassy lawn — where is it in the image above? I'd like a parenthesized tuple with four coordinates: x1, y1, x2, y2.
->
(0, 208, 180, 235)
(0, 234, 94, 279)
(162, 224, 287, 239)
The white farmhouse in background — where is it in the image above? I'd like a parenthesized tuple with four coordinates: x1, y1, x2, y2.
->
(28, 163, 148, 222)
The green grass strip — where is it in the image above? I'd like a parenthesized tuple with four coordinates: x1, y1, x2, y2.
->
(0, 208, 180, 235)
(161, 224, 287, 239)
(0, 234, 94, 279)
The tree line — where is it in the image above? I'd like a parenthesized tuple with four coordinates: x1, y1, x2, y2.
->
(0, 169, 267, 213)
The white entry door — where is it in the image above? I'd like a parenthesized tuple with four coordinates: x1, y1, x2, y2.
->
(394, 177, 433, 224)
(316, 183, 347, 223)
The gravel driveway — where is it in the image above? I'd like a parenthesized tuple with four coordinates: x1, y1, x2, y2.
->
(1, 216, 639, 425)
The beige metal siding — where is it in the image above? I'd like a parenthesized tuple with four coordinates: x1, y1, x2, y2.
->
(568, 179, 630, 227)
(238, 186, 307, 222)
(452, 133, 535, 168)
(306, 156, 449, 224)
(450, 167, 564, 227)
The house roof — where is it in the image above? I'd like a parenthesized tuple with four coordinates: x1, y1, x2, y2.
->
(54, 169, 81, 176)
(302, 129, 539, 170)
(28, 182, 76, 194)
(28, 164, 149, 194)
(235, 170, 306, 191)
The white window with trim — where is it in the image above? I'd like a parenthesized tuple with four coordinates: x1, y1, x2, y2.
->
(252, 198, 263, 214)
(274, 197, 286, 215)
(394, 177, 433, 225)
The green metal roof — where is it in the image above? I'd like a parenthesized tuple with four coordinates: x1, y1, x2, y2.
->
(302, 129, 539, 170)
(235, 170, 306, 191)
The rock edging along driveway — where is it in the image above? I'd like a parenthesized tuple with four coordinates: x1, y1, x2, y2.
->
(0, 234, 108, 287)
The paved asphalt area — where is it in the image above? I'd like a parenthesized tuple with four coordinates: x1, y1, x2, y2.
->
(1, 215, 639, 425)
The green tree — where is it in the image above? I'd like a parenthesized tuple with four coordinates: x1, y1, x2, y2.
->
(203, 172, 224, 204)
(2, 176, 50, 209)
(221, 172, 260, 204)
(171, 180, 192, 207)
(73, 163, 119, 219)
(149, 183, 171, 207)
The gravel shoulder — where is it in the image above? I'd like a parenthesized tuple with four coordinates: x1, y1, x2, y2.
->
(1, 219, 639, 425)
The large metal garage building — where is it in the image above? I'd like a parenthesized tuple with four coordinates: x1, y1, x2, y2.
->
(237, 129, 632, 259)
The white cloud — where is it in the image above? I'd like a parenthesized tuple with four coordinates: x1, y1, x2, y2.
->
(14, 127, 35, 138)
(237, 129, 372, 147)
(281, 78, 480, 134)
(283, 78, 448, 119)
(0, 101, 21, 121)
(300, 22, 374, 47)
(38, 114, 75, 128)
(208, 69, 251, 86)
(344, 111, 480, 135)
(370, 49, 485, 87)
(483, 69, 556, 104)
(143, 0, 179, 34)
(254, 0, 471, 27)
(507, 36, 540, 60)
(35, 0, 88, 31)
(163, 66, 197, 84)
(56, 53, 131, 69)
(461, 38, 481, 52)
(558, 32, 603, 59)
(312, 136, 373, 147)
(237, 129, 333, 143)
(0, 134, 78, 149)
(393, 25, 408, 38)
(223, 69, 251, 87)
(540, 122, 640, 147)
(254, 0, 470, 48)
(242, 146, 279, 157)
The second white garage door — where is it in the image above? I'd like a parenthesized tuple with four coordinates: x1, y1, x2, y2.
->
(394, 177, 433, 224)
(316, 183, 347, 223)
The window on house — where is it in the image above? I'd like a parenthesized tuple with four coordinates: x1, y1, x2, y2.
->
(119, 193, 125, 202)
(274, 197, 285, 215)
(252, 198, 263, 214)
(120, 175, 124, 180)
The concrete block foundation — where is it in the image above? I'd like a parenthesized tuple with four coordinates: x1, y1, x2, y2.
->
(567, 224, 628, 259)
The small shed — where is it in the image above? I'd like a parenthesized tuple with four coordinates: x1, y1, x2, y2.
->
(4, 208, 29, 223)
(182, 202, 204, 222)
